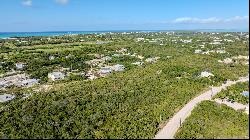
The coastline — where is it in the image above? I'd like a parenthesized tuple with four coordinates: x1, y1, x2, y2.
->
(0, 29, 248, 39)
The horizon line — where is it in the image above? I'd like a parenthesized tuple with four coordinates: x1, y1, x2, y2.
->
(0, 28, 249, 33)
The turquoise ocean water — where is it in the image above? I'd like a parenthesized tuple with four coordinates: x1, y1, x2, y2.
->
(0, 29, 248, 39)
(0, 31, 112, 39)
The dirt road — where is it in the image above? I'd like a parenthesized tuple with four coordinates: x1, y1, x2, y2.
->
(154, 75, 249, 139)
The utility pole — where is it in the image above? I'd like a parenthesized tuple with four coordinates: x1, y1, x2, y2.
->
(180, 118, 182, 126)
(210, 85, 214, 99)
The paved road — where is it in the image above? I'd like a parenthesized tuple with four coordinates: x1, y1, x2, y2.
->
(154, 75, 249, 139)
(214, 98, 249, 114)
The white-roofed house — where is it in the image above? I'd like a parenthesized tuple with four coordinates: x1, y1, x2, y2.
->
(98, 67, 112, 76)
(200, 71, 214, 78)
(20, 79, 39, 87)
(132, 61, 144, 66)
(15, 63, 25, 70)
(111, 64, 125, 72)
(48, 72, 65, 81)
(0, 94, 15, 103)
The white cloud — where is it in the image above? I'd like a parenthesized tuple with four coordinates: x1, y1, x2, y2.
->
(22, 0, 32, 7)
(55, 0, 69, 5)
(171, 16, 248, 24)
(224, 16, 249, 22)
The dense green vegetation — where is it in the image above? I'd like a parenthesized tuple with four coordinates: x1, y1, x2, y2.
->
(0, 32, 249, 138)
(175, 100, 249, 139)
(213, 82, 249, 104)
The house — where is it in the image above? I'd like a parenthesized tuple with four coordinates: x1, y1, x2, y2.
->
(112, 54, 122, 57)
(199, 45, 205, 48)
(219, 58, 233, 64)
(22, 93, 32, 99)
(0, 73, 28, 88)
(136, 55, 144, 60)
(0, 62, 5, 68)
(209, 42, 221, 45)
(85, 69, 98, 80)
(216, 50, 226, 54)
(111, 64, 125, 72)
(132, 61, 144, 66)
(224, 39, 234, 42)
(49, 55, 55, 60)
(15, 63, 25, 69)
(145, 57, 160, 63)
(19, 79, 39, 87)
(200, 71, 214, 78)
(194, 50, 202, 54)
(241, 91, 249, 97)
(101, 56, 112, 61)
(136, 38, 144, 42)
(232, 55, 249, 60)
(0, 80, 8, 88)
(48, 72, 65, 81)
(0, 94, 15, 103)
(181, 39, 192, 43)
(145, 58, 156, 63)
(98, 67, 112, 76)
(116, 48, 128, 53)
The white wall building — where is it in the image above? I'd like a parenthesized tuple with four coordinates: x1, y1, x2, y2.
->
(48, 72, 65, 81)
(15, 63, 25, 69)
(200, 71, 214, 78)
(111, 64, 125, 72)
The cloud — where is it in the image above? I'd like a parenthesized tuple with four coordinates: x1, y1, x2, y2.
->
(225, 16, 249, 22)
(171, 16, 249, 24)
(55, 0, 69, 5)
(173, 17, 221, 24)
(22, 0, 32, 7)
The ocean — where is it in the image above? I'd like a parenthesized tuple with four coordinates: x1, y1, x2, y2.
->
(0, 31, 113, 39)
(0, 29, 248, 39)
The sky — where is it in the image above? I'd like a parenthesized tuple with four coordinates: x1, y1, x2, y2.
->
(0, 0, 249, 32)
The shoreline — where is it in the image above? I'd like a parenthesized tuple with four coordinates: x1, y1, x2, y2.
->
(0, 29, 248, 39)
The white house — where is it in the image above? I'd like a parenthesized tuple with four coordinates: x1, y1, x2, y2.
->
(85, 69, 98, 80)
(49, 55, 55, 60)
(20, 79, 39, 87)
(219, 58, 233, 64)
(137, 55, 144, 60)
(200, 71, 214, 78)
(194, 49, 202, 54)
(132, 61, 144, 66)
(209, 42, 221, 45)
(145, 57, 160, 63)
(15, 63, 25, 69)
(181, 39, 192, 43)
(101, 56, 112, 61)
(0, 94, 15, 103)
(216, 50, 226, 54)
(112, 54, 123, 57)
(111, 64, 125, 72)
(116, 48, 128, 53)
(99, 67, 112, 75)
(136, 38, 144, 42)
(48, 72, 65, 81)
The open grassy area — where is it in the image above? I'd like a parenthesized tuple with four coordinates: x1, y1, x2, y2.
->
(175, 100, 249, 139)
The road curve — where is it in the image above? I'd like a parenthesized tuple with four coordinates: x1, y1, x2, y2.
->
(154, 75, 249, 139)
